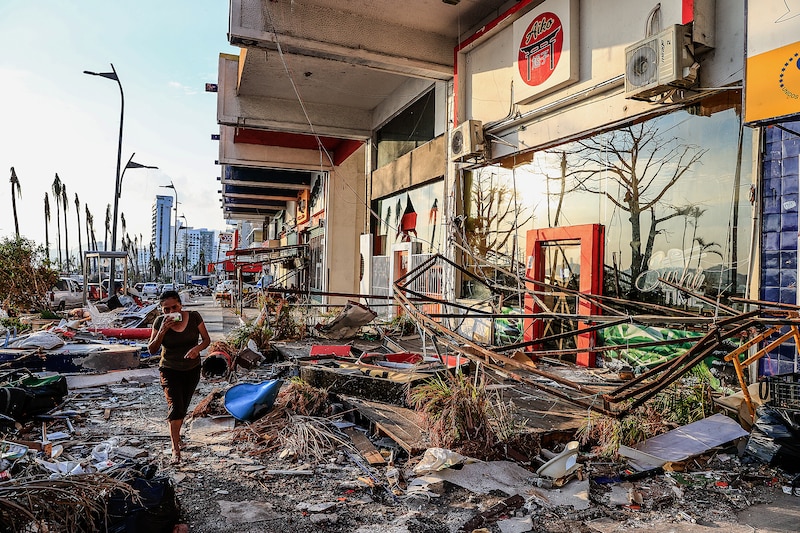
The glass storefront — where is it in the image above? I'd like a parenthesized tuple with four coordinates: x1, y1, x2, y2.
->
(462, 105, 754, 308)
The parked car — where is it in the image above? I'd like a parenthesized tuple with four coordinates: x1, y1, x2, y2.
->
(213, 280, 254, 298)
(141, 282, 160, 298)
(48, 277, 83, 311)
(100, 279, 125, 294)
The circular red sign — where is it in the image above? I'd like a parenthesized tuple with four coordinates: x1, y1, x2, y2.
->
(517, 12, 564, 86)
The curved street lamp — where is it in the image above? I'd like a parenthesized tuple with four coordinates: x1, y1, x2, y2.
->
(84, 64, 124, 283)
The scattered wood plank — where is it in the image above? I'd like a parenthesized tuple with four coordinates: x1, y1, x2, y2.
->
(343, 427, 385, 465)
(344, 397, 428, 455)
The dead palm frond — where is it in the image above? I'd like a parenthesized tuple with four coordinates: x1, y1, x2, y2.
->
(277, 415, 354, 463)
(0, 473, 137, 532)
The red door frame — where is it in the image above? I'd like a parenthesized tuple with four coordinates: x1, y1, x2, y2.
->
(524, 224, 604, 367)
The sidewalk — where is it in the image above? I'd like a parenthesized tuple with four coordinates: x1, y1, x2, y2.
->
(182, 294, 242, 343)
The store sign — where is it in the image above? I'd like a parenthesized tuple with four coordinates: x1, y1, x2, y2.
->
(513, 0, 578, 104)
(745, 0, 800, 124)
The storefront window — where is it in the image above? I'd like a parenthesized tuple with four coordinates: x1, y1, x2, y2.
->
(376, 90, 436, 168)
(463, 106, 754, 308)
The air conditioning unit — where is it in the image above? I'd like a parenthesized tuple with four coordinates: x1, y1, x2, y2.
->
(450, 120, 485, 161)
(624, 24, 696, 101)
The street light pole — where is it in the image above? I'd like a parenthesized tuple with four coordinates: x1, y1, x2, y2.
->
(84, 64, 124, 286)
(178, 214, 189, 285)
(120, 153, 157, 279)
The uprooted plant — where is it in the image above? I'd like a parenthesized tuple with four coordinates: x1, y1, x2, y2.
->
(225, 319, 273, 353)
(0, 472, 138, 532)
(276, 377, 331, 417)
(408, 372, 497, 457)
(277, 415, 355, 463)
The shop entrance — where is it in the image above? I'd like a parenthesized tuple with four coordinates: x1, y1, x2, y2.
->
(524, 224, 604, 367)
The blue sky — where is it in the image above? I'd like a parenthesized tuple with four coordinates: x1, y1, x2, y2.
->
(0, 1, 238, 252)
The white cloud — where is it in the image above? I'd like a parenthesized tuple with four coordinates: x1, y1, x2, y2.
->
(168, 81, 198, 96)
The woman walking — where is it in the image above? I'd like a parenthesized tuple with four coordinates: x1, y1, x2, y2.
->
(148, 290, 210, 463)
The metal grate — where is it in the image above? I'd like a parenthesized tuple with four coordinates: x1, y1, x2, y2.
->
(371, 255, 391, 319)
(768, 373, 800, 412)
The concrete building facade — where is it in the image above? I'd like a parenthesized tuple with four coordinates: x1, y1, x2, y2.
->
(213, 0, 800, 375)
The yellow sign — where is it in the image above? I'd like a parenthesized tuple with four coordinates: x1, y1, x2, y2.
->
(745, 41, 800, 123)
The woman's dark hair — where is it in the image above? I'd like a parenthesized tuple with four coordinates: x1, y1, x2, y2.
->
(159, 290, 181, 302)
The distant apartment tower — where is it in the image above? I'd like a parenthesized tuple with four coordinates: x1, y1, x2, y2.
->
(151, 195, 173, 264)
(176, 227, 215, 274)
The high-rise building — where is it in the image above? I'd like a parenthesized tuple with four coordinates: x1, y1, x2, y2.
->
(151, 195, 173, 267)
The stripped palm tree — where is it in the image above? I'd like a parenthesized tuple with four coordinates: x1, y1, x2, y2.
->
(126, 233, 135, 281)
(121, 213, 128, 277)
(52, 174, 63, 270)
(133, 233, 140, 280)
(139, 233, 144, 279)
(74, 193, 83, 271)
(85, 204, 92, 252)
(87, 207, 98, 251)
(104, 204, 111, 251)
(61, 183, 69, 272)
(44, 192, 51, 263)
(85, 204, 93, 280)
(9, 167, 21, 238)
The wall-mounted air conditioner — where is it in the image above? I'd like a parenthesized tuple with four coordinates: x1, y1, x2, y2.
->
(450, 120, 485, 161)
(624, 24, 696, 101)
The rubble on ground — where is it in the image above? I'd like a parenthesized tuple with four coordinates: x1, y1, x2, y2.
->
(2, 293, 799, 532)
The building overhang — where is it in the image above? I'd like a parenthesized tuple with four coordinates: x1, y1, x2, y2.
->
(218, 0, 510, 227)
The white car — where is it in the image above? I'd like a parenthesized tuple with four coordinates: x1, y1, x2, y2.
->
(213, 280, 254, 298)
(48, 277, 83, 310)
(141, 282, 159, 298)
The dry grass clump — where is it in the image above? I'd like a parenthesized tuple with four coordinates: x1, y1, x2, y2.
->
(0, 473, 138, 532)
(276, 377, 331, 417)
(408, 372, 496, 457)
(230, 406, 288, 455)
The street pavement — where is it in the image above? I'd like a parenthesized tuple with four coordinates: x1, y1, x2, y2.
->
(182, 294, 242, 343)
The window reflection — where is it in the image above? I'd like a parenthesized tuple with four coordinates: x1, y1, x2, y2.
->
(463, 106, 753, 308)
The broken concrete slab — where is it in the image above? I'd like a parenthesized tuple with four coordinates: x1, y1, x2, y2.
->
(497, 515, 533, 533)
(426, 460, 537, 497)
(530, 478, 591, 510)
(619, 413, 749, 470)
(218, 500, 276, 523)
(297, 501, 338, 513)
(188, 416, 235, 445)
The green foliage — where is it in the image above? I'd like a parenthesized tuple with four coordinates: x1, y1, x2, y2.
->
(386, 314, 416, 336)
(0, 237, 59, 314)
(0, 317, 31, 333)
(225, 320, 273, 352)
